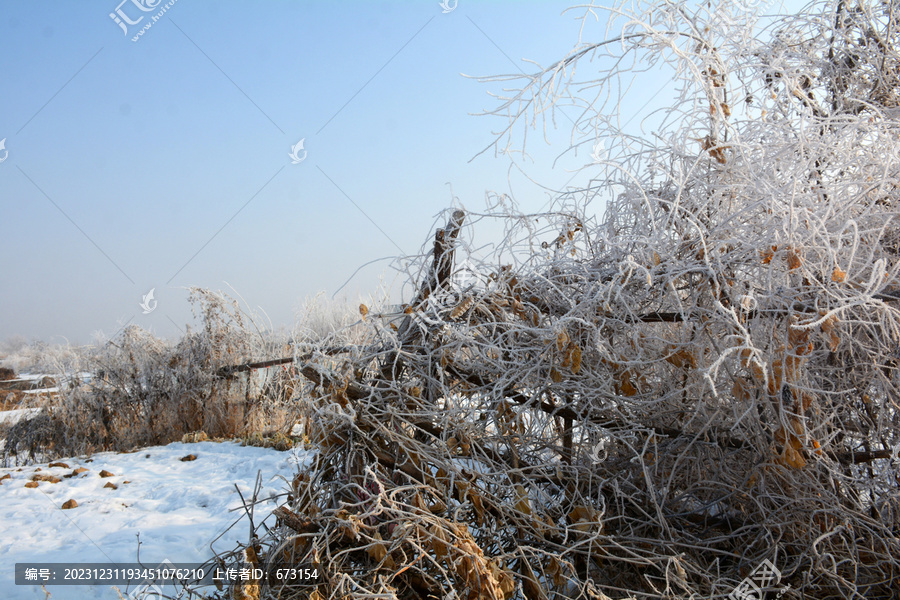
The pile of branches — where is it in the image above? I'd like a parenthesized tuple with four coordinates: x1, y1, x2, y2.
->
(210, 2, 900, 598)
(215, 198, 899, 599)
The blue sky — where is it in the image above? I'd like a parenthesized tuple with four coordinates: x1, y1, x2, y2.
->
(0, 0, 798, 345)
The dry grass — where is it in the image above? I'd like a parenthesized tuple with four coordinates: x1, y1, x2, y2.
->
(1, 289, 304, 464)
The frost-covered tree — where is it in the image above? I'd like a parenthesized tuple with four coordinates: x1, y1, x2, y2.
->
(229, 3, 900, 599)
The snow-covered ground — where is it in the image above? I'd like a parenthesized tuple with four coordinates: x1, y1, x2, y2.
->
(0, 439, 312, 599)
(0, 408, 42, 426)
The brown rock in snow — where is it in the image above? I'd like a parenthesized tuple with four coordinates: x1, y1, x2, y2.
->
(49, 462, 69, 469)
(66, 468, 89, 478)
(99, 470, 114, 478)
(103, 482, 118, 490)
(61, 499, 78, 509)
(180, 454, 197, 462)
(32, 474, 61, 483)
(24, 481, 39, 488)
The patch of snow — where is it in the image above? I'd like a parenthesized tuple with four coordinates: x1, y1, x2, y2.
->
(0, 440, 312, 599)
(23, 387, 59, 395)
(10, 374, 47, 382)
(0, 408, 42, 426)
